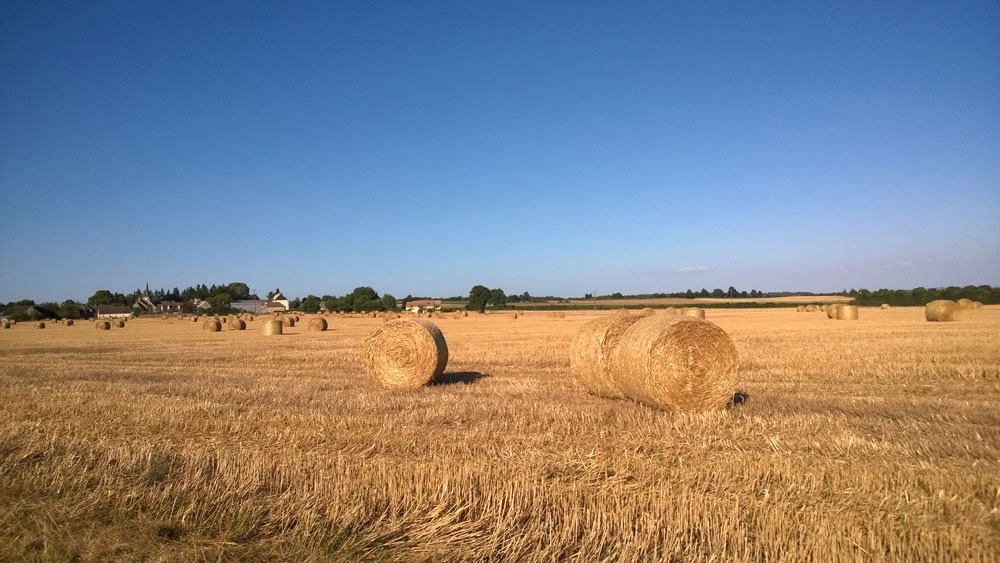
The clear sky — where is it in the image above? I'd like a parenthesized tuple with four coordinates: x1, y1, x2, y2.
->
(2, 1, 998, 302)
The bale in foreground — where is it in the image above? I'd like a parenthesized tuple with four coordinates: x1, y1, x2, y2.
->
(827, 305, 841, 319)
(262, 319, 283, 335)
(362, 319, 448, 389)
(570, 314, 642, 400)
(835, 305, 859, 320)
(308, 317, 327, 331)
(609, 316, 738, 413)
(926, 300, 960, 322)
(203, 320, 221, 332)
(228, 319, 246, 331)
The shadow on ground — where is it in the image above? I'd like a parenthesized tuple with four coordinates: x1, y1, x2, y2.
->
(433, 372, 488, 385)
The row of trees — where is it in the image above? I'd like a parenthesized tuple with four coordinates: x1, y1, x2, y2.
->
(839, 285, 999, 307)
(584, 288, 768, 300)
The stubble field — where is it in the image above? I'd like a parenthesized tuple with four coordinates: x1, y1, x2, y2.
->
(1, 307, 999, 562)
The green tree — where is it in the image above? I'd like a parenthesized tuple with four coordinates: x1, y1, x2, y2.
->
(382, 294, 397, 310)
(350, 287, 379, 312)
(685, 289, 694, 299)
(299, 295, 321, 314)
(88, 290, 115, 306)
(489, 288, 507, 308)
(466, 285, 491, 313)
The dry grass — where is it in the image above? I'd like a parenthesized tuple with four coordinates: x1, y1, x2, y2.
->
(1, 307, 999, 561)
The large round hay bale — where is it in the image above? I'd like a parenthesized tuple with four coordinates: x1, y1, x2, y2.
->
(95, 321, 110, 330)
(609, 316, 738, 413)
(202, 319, 221, 332)
(972, 301, 983, 309)
(683, 308, 705, 319)
(827, 304, 841, 319)
(796, 305, 806, 312)
(957, 298, 974, 309)
(570, 314, 642, 399)
(262, 319, 283, 335)
(664, 307, 678, 316)
(308, 317, 327, 332)
(835, 305, 859, 320)
(880, 303, 890, 310)
(280, 316, 295, 327)
(228, 318, 246, 331)
(65, 319, 74, 326)
(362, 319, 448, 388)
(35, 322, 46, 329)
(113, 320, 125, 328)
(640, 308, 655, 317)
(926, 300, 960, 322)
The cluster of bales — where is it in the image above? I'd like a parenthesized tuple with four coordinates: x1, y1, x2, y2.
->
(795, 303, 859, 320)
(792, 299, 984, 322)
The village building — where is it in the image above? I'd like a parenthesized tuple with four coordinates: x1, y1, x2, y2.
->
(159, 300, 182, 313)
(231, 300, 266, 314)
(406, 299, 442, 313)
(96, 305, 133, 319)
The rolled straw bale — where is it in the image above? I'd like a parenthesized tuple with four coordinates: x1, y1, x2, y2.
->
(663, 307, 678, 316)
(570, 314, 642, 399)
(36, 322, 45, 329)
(549, 311, 567, 319)
(609, 316, 738, 413)
(385, 311, 398, 320)
(820, 304, 830, 312)
(826, 305, 841, 319)
(113, 320, 125, 328)
(203, 319, 221, 332)
(972, 301, 983, 309)
(796, 305, 806, 312)
(95, 321, 110, 330)
(2, 321, 9, 329)
(280, 316, 295, 327)
(925, 300, 960, 322)
(683, 308, 705, 319)
(247, 315, 254, 321)
(640, 308, 656, 317)
(294, 315, 301, 322)
(362, 319, 448, 388)
(9, 320, 16, 325)
(370, 312, 378, 318)
(308, 317, 327, 332)
(835, 305, 859, 320)
(192, 316, 199, 322)
(228, 318, 246, 331)
(615, 309, 630, 317)
(805, 304, 819, 312)
(262, 319, 283, 335)
(880, 304, 890, 310)
(510, 312, 518, 319)
(462, 311, 469, 317)
(957, 298, 974, 309)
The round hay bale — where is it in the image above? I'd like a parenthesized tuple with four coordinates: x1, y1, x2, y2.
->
(2, 321, 9, 329)
(926, 300, 960, 322)
(835, 305, 859, 320)
(9, 320, 16, 325)
(683, 308, 705, 319)
(262, 319, 283, 335)
(228, 318, 246, 331)
(826, 304, 841, 319)
(462, 311, 469, 317)
(570, 314, 642, 399)
(370, 312, 378, 318)
(308, 317, 327, 332)
(385, 311, 398, 320)
(362, 319, 448, 389)
(247, 315, 254, 321)
(280, 316, 295, 327)
(549, 311, 566, 319)
(805, 304, 819, 312)
(880, 303, 890, 310)
(615, 309, 630, 317)
(64, 319, 74, 326)
(640, 308, 656, 317)
(510, 312, 518, 320)
(820, 304, 830, 312)
(113, 320, 125, 328)
(95, 321, 110, 330)
(972, 301, 983, 309)
(957, 298, 974, 309)
(664, 307, 678, 316)
(192, 316, 198, 322)
(609, 316, 738, 413)
(35, 321, 45, 329)
(202, 319, 221, 332)
(796, 305, 806, 312)
(294, 315, 301, 322)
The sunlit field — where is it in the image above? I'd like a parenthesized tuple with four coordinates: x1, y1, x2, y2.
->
(2, 307, 999, 562)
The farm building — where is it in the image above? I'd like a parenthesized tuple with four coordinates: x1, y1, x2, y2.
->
(231, 300, 266, 314)
(406, 299, 442, 313)
(159, 300, 182, 313)
(96, 305, 133, 319)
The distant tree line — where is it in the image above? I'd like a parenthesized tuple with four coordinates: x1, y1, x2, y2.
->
(308, 287, 397, 314)
(837, 285, 999, 307)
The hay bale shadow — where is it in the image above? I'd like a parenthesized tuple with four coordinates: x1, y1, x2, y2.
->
(729, 391, 749, 408)
(432, 371, 488, 386)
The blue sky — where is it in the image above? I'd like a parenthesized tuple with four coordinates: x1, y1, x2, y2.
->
(2, 1, 998, 302)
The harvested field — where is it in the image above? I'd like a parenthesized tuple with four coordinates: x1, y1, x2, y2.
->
(1, 307, 999, 561)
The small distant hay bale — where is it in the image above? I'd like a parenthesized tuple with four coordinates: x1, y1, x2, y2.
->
(664, 307, 678, 316)
(614, 309, 630, 317)
(820, 304, 830, 312)
(228, 318, 246, 331)
(957, 298, 974, 309)
(609, 316, 738, 413)
(280, 316, 295, 327)
(33, 321, 44, 328)
(362, 319, 448, 389)
(880, 303, 890, 310)
(192, 316, 199, 322)
(805, 304, 819, 312)
(683, 308, 705, 319)
(308, 317, 327, 332)
(925, 300, 960, 322)
(835, 305, 859, 320)
(203, 319, 221, 332)
(462, 311, 469, 317)
(826, 305, 841, 319)
(2, 321, 9, 329)
(247, 315, 254, 321)
(294, 315, 301, 322)
(95, 321, 110, 330)
(65, 319, 74, 326)
(972, 301, 983, 309)
(570, 314, 642, 399)
(370, 312, 378, 318)
(9, 320, 16, 325)
(549, 311, 566, 319)
(639, 308, 656, 317)
(262, 319, 283, 335)
(385, 311, 398, 320)
(113, 320, 125, 328)
(796, 305, 806, 312)
(510, 312, 518, 319)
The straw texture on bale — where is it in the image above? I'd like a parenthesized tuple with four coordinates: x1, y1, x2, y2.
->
(683, 308, 705, 319)
(95, 321, 110, 330)
(796, 305, 806, 312)
(280, 316, 295, 327)
(640, 308, 656, 317)
(881, 304, 890, 310)
(827, 305, 841, 319)
(113, 320, 125, 328)
(664, 308, 678, 316)
(925, 300, 960, 322)
(609, 316, 738, 413)
(972, 301, 983, 309)
(65, 319, 74, 326)
(262, 319, 283, 335)
(805, 304, 819, 312)
(362, 319, 448, 389)
(820, 304, 830, 312)
(36, 322, 45, 329)
(228, 319, 246, 331)
(2, 321, 9, 329)
(549, 311, 567, 319)
(202, 320, 221, 332)
(308, 317, 327, 331)
(570, 315, 642, 399)
(835, 305, 859, 320)
(957, 298, 974, 309)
